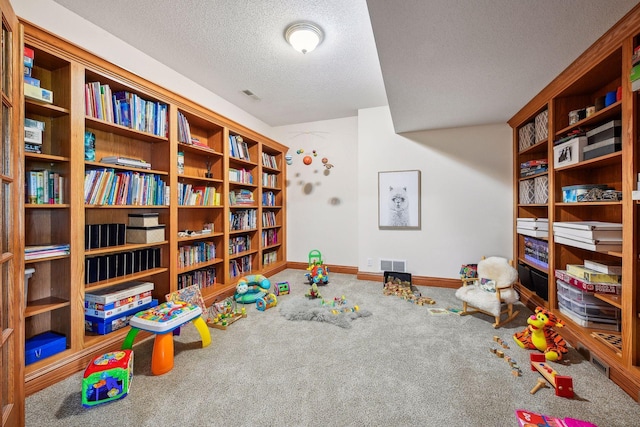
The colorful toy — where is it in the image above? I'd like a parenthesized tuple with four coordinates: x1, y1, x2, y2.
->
(82, 350, 133, 407)
(306, 283, 322, 299)
(513, 306, 568, 361)
(515, 409, 597, 427)
(207, 297, 246, 330)
(256, 293, 277, 311)
(303, 155, 312, 165)
(529, 353, 574, 398)
(122, 301, 211, 375)
(285, 154, 293, 165)
(274, 281, 290, 296)
(234, 274, 272, 304)
(305, 249, 329, 285)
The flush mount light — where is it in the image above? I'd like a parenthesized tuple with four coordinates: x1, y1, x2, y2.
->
(285, 22, 323, 54)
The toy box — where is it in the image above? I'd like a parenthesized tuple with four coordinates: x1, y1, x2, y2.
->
(82, 349, 133, 407)
(85, 299, 158, 335)
(561, 184, 609, 203)
(25, 331, 66, 365)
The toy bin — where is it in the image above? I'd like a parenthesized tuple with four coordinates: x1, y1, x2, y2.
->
(25, 331, 66, 365)
(556, 279, 601, 305)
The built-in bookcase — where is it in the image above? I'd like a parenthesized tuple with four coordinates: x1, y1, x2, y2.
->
(18, 22, 288, 396)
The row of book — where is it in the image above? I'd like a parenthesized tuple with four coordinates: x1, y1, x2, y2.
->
(177, 111, 193, 145)
(84, 169, 168, 206)
(25, 244, 70, 261)
(178, 241, 217, 269)
(263, 250, 278, 266)
(229, 168, 254, 184)
(262, 229, 278, 247)
(229, 135, 250, 161)
(262, 211, 277, 227)
(230, 209, 257, 231)
(24, 46, 54, 104)
(262, 173, 278, 188)
(523, 236, 549, 269)
(85, 223, 126, 250)
(263, 191, 276, 206)
(229, 256, 252, 278)
(84, 281, 156, 335)
(229, 189, 254, 205)
(84, 81, 168, 137)
(229, 235, 251, 255)
(26, 169, 64, 205)
(519, 159, 548, 177)
(177, 266, 216, 291)
(632, 45, 640, 92)
(24, 118, 45, 154)
(262, 152, 278, 169)
(85, 248, 161, 284)
(177, 182, 220, 206)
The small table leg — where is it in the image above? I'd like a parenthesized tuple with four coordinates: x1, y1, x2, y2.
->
(151, 332, 174, 376)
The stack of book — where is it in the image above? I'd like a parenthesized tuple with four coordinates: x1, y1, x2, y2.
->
(632, 45, 640, 92)
(520, 159, 548, 177)
(25, 244, 70, 260)
(84, 281, 157, 335)
(23, 46, 53, 104)
(516, 217, 548, 238)
(100, 156, 151, 170)
(553, 221, 623, 252)
(229, 189, 254, 205)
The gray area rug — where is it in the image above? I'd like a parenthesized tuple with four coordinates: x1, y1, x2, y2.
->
(25, 270, 640, 427)
(279, 296, 372, 328)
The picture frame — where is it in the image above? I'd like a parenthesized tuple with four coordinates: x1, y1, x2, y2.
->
(378, 170, 421, 230)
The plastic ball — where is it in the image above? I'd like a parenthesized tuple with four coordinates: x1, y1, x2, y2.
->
(303, 155, 313, 165)
(285, 154, 293, 165)
(322, 157, 328, 164)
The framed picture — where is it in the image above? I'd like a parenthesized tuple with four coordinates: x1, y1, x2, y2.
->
(378, 170, 421, 230)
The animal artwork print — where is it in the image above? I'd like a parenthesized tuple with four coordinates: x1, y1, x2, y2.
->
(388, 186, 410, 226)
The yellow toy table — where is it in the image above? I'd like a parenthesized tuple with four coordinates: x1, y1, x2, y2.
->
(122, 301, 210, 375)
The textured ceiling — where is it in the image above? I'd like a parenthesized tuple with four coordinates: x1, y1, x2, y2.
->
(49, 0, 639, 133)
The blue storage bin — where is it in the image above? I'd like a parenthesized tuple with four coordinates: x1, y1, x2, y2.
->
(25, 331, 66, 365)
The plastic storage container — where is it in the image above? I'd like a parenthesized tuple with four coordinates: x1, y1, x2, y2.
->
(558, 302, 620, 331)
(556, 279, 601, 305)
(558, 292, 620, 319)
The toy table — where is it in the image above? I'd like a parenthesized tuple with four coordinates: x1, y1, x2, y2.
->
(122, 301, 211, 375)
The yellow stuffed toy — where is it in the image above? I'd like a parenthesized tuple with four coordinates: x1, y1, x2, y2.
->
(513, 306, 568, 362)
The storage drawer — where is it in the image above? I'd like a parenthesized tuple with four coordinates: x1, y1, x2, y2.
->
(556, 279, 600, 305)
(557, 292, 620, 319)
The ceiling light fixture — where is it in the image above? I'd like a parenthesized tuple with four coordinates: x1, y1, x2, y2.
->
(285, 22, 323, 54)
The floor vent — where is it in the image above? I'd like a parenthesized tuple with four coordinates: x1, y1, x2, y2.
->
(379, 259, 406, 273)
(590, 354, 610, 377)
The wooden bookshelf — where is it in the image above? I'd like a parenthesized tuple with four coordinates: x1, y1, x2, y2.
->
(509, 4, 640, 401)
(16, 21, 288, 396)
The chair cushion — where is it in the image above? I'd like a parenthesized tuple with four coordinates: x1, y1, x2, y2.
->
(477, 257, 518, 288)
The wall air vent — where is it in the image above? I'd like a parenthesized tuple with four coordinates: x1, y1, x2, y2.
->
(379, 259, 406, 273)
(241, 89, 261, 101)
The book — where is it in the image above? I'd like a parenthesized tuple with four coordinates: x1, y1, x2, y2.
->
(555, 270, 622, 294)
(584, 259, 623, 276)
(565, 264, 621, 284)
(100, 156, 151, 169)
(554, 234, 622, 253)
(84, 281, 155, 304)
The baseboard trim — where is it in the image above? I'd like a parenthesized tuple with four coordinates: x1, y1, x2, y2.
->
(285, 263, 459, 289)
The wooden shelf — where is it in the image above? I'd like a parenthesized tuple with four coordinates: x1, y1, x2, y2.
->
(84, 267, 169, 292)
(24, 297, 70, 317)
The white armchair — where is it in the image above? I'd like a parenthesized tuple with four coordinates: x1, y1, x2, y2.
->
(455, 256, 520, 328)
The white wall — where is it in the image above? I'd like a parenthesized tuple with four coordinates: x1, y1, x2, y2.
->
(358, 106, 513, 278)
(271, 117, 359, 267)
(14, 0, 273, 138)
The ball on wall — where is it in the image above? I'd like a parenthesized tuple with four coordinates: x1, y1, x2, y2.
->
(303, 155, 313, 165)
(285, 154, 293, 165)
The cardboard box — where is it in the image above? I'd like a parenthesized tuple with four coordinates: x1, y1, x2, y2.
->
(24, 83, 53, 104)
(561, 184, 609, 203)
(85, 299, 158, 335)
(128, 213, 159, 227)
(553, 136, 587, 168)
(25, 331, 66, 365)
(126, 225, 165, 243)
(24, 126, 42, 145)
(85, 281, 154, 304)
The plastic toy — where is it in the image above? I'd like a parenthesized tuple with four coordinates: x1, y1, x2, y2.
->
(515, 409, 597, 427)
(207, 297, 246, 330)
(305, 249, 329, 285)
(274, 281, 290, 296)
(234, 274, 272, 304)
(513, 306, 568, 361)
(303, 155, 312, 165)
(529, 353, 574, 398)
(122, 301, 211, 375)
(82, 350, 133, 407)
(256, 293, 277, 311)
(306, 283, 322, 299)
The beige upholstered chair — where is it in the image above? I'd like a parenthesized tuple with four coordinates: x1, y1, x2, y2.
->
(455, 256, 520, 328)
